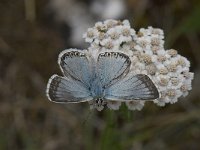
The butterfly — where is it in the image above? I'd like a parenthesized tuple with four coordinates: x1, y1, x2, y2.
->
(46, 49, 160, 110)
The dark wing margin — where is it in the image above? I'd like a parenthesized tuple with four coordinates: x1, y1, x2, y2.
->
(46, 75, 93, 103)
(58, 49, 94, 88)
(136, 74, 160, 99)
(105, 74, 160, 101)
(97, 52, 131, 88)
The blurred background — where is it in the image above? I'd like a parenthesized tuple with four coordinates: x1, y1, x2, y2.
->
(0, 0, 200, 149)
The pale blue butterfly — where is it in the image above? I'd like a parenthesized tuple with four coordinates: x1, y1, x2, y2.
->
(46, 49, 159, 109)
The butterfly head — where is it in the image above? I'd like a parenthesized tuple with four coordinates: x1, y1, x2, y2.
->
(90, 97, 106, 111)
(95, 97, 106, 106)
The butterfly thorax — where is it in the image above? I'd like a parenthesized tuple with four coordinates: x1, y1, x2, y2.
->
(90, 77, 105, 97)
(89, 77, 107, 110)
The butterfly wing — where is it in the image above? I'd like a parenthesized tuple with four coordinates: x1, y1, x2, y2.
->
(97, 52, 131, 88)
(105, 74, 160, 101)
(58, 49, 94, 88)
(46, 75, 93, 103)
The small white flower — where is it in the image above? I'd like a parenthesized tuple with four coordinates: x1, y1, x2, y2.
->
(137, 36, 151, 43)
(120, 44, 133, 56)
(182, 71, 194, 80)
(138, 28, 151, 36)
(158, 77, 169, 87)
(151, 36, 164, 47)
(107, 101, 122, 110)
(132, 69, 143, 75)
(135, 62, 146, 70)
(122, 19, 131, 26)
(146, 64, 157, 75)
(169, 77, 182, 89)
(182, 91, 189, 97)
(95, 21, 103, 27)
(140, 70, 148, 74)
(151, 27, 164, 36)
(107, 28, 120, 40)
(134, 45, 143, 52)
(177, 56, 190, 68)
(151, 46, 162, 54)
(157, 49, 167, 55)
(100, 38, 111, 46)
(104, 19, 118, 28)
(126, 101, 145, 111)
(154, 98, 166, 106)
(121, 26, 132, 36)
(100, 37, 121, 51)
(119, 26, 135, 37)
(165, 88, 182, 104)
(130, 56, 139, 65)
(167, 49, 178, 57)
(83, 28, 99, 43)
(141, 53, 152, 64)
(156, 63, 166, 70)
(118, 35, 132, 43)
(182, 80, 192, 91)
(150, 29, 164, 40)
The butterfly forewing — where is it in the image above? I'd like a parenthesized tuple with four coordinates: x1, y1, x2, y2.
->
(97, 52, 131, 88)
(105, 74, 160, 101)
(58, 50, 94, 88)
(46, 75, 93, 103)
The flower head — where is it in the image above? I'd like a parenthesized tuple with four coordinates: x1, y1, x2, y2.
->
(81, 19, 194, 111)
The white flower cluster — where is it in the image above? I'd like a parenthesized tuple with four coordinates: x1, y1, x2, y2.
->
(83, 20, 135, 50)
(82, 19, 194, 111)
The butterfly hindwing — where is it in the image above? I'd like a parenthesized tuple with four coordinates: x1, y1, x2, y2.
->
(46, 75, 93, 103)
(97, 52, 131, 87)
(105, 74, 160, 101)
(58, 49, 94, 88)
